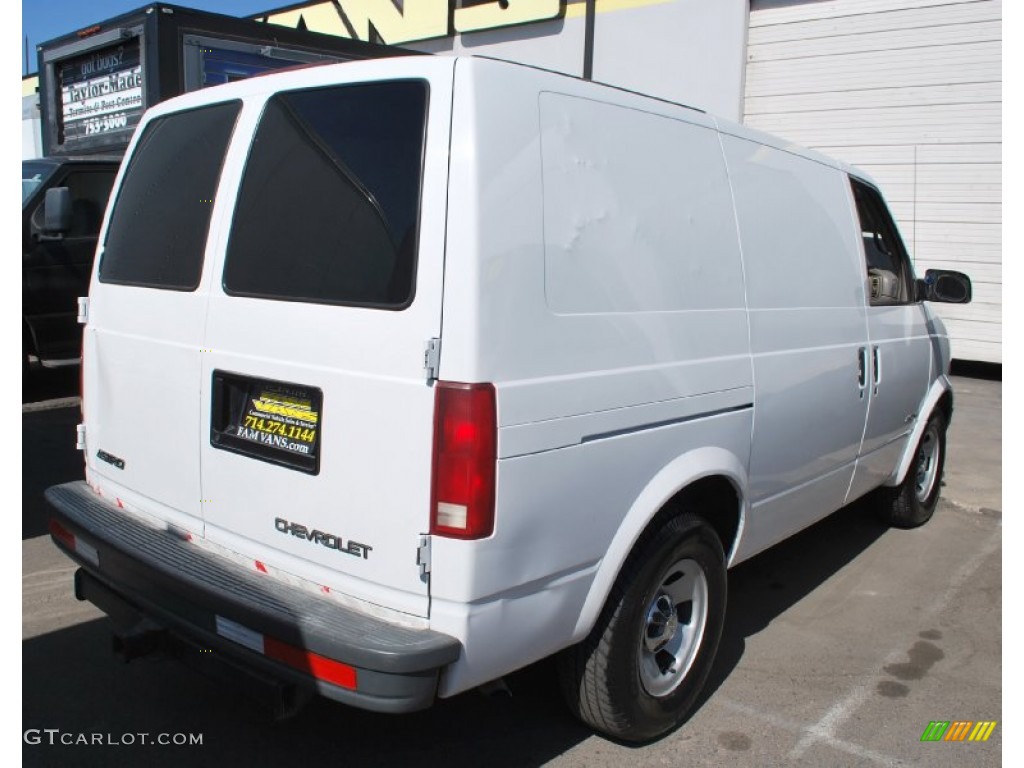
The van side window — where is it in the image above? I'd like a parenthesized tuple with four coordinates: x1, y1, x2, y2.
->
(223, 81, 428, 309)
(99, 101, 241, 290)
(851, 178, 915, 305)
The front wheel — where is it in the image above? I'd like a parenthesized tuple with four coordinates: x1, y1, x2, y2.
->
(558, 513, 726, 742)
(877, 411, 947, 528)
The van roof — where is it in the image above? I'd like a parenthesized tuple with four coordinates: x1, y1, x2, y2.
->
(136, 54, 872, 183)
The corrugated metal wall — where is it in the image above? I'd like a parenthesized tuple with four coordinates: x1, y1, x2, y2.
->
(744, 0, 1001, 363)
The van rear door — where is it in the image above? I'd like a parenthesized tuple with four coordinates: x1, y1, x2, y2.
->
(198, 67, 453, 618)
(83, 101, 242, 534)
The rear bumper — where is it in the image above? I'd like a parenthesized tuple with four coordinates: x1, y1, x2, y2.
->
(44, 481, 461, 714)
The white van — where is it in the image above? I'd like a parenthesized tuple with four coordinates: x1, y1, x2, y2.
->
(45, 55, 972, 742)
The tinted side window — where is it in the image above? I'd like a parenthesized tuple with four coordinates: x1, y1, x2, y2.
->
(223, 81, 428, 308)
(851, 178, 914, 305)
(100, 102, 241, 290)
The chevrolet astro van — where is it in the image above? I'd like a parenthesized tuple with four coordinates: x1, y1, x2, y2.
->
(45, 55, 972, 742)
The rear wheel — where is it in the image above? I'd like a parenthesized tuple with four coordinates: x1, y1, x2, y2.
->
(877, 411, 947, 528)
(558, 512, 726, 742)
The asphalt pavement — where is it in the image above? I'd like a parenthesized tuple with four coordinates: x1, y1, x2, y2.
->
(22, 369, 1001, 767)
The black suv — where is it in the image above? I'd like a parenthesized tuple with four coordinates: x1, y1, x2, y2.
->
(23, 156, 119, 378)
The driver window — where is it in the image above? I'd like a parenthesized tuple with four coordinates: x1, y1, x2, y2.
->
(31, 170, 117, 239)
(851, 178, 914, 305)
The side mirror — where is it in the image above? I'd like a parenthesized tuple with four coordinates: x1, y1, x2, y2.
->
(917, 269, 972, 304)
(43, 187, 73, 237)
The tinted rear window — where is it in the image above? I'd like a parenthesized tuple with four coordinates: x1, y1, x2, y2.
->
(222, 81, 428, 308)
(99, 101, 241, 290)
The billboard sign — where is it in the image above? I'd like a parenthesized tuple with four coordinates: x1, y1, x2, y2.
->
(58, 38, 143, 144)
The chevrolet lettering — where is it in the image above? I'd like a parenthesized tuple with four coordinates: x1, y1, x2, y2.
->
(274, 518, 372, 559)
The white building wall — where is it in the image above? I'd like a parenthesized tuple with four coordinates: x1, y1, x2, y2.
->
(591, 0, 748, 119)
(408, 14, 588, 82)
(23, 95, 42, 159)
(22, 78, 42, 160)
(744, 0, 1002, 363)
(258, 0, 750, 120)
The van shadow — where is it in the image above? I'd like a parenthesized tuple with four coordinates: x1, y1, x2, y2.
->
(23, 619, 588, 768)
(696, 495, 890, 709)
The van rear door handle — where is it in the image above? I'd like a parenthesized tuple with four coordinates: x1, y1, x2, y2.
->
(857, 347, 867, 394)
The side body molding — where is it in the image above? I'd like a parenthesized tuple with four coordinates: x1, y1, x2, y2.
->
(571, 446, 749, 640)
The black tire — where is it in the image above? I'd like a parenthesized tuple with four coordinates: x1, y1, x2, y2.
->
(877, 411, 947, 528)
(558, 512, 726, 743)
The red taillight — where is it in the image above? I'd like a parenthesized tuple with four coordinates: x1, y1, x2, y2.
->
(48, 518, 99, 565)
(264, 637, 357, 689)
(430, 382, 497, 539)
(49, 519, 75, 550)
(215, 616, 357, 690)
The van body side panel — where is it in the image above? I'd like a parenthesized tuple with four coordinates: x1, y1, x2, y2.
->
(440, 59, 750, 394)
(539, 92, 745, 316)
(721, 135, 870, 563)
(432, 59, 752, 693)
(433, 413, 753, 697)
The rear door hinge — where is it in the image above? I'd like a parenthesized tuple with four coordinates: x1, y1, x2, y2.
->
(77, 297, 89, 324)
(423, 337, 441, 382)
(417, 535, 432, 576)
(75, 423, 86, 451)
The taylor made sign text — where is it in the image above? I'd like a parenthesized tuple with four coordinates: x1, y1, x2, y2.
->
(59, 40, 143, 143)
(259, 0, 565, 46)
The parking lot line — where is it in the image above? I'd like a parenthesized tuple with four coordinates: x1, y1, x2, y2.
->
(787, 523, 1002, 761)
